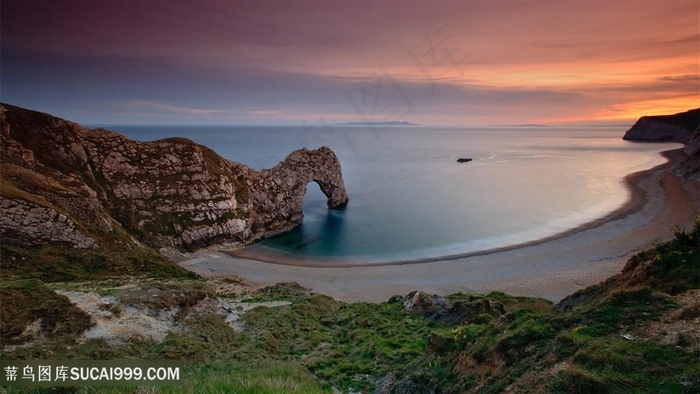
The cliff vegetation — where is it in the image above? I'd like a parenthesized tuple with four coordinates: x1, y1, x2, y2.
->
(1, 219, 698, 393)
(0, 103, 348, 257)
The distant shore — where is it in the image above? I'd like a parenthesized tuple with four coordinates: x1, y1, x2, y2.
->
(179, 148, 699, 302)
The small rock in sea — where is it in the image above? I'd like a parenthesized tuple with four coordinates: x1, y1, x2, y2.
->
(457, 158, 472, 163)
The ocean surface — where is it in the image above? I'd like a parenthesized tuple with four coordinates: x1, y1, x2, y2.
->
(108, 124, 679, 264)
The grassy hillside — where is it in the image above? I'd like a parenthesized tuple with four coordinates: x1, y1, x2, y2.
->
(1, 219, 698, 393)
(379, 218, 700, 393)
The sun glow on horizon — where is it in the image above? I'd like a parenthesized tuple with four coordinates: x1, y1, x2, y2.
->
(595, 96, 700, 121)
(2, 1, 698, 125)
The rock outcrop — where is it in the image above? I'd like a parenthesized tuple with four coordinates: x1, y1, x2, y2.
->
(623, 108, 700, 181)
(676, 126, 700, 180)
(397, 291, 505, 325)
(0, 197, 96, 249)
(0, 103, 348, 251)
(622, 108, 699, 143)
(248, 146, 349, 239)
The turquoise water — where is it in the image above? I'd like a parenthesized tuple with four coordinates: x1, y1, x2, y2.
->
(110, 125, 678, 263)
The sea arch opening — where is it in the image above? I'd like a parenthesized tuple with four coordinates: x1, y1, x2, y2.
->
(302, 181, 329, 216)
(293, 180, 347, 255)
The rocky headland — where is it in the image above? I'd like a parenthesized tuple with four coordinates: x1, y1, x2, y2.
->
(623, 108, 700, 180)
(623, 108, 699, 143)
(0, 103, 348, 253)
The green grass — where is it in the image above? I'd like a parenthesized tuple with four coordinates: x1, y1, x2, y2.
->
(642, 218, 700, 295)
(0, 163, 80, 209)
(0, 243, 197, 282)
(1, 361, 329, 394)
(171, 362, 329, 394)
(375, 221, 700, 393)
(0, 282, 442, 392)
(485, 291, 553, 313)
(231, 290, 439, 391)
(572, 287, 677, 337)
(303, 300, 433, 390)
(2, 220, 698, 393)
(159, 313, 238, 362)
(0, 279, 93, 348)
(495, 311, 557, 365)
(552, 340, 700, 393)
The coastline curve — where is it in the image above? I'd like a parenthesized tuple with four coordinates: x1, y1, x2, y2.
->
(225, 149, 695, 268)
(182, 147, 698, 302)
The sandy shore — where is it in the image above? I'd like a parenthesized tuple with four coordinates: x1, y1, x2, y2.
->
(179, 149, 699, 303)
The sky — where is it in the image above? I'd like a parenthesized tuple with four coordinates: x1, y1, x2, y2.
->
(2, 0, 698, 126)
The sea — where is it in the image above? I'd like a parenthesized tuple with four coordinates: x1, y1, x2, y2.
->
(106, 124, 680, 264)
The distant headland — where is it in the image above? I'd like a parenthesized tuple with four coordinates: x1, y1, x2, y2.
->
(623, 107, 699, 180)
(623, 108, 699, 143)
(336, 121, 417, 126)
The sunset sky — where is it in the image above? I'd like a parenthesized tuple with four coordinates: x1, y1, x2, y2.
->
(2, 0, 698, 125)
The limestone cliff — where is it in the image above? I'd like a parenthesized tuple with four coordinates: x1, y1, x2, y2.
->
(622, 108, 699, 143)
(676, 126, 700, 180)
(623, 108, 700, 181)
(248, 146, 349, 239)
(0, 103, 348, 251)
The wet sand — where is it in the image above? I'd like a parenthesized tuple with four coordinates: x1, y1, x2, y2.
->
(179, 149, 699, 302)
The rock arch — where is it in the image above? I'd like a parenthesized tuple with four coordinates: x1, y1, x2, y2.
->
(0, 103, 350, 250)
(248, 146, 349, 238)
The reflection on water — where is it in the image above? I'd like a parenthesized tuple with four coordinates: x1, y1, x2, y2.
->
(256, 127, 676, 261)
(263, 184, 348, 255)
(112, 125, 679, 262)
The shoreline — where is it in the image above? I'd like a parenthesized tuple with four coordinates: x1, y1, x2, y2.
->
(225, 149, 672, 268)
(179, 148, 699, 302)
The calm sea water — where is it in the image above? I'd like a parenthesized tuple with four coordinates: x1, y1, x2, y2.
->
(108, 125, 678, 263)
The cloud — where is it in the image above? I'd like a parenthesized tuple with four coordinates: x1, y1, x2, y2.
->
(120, 100, 235, 117)
(2, 0, 697, 125)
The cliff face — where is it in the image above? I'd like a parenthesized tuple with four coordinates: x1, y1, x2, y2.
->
(0, 103, 348, 251)
(622, 108, 699, 143)
(675, 126, 700, 180)
(684, 126, 700, 157)
(623, 108, 700, 181)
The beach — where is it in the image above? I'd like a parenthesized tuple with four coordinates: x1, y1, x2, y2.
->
(178, 149, 699, 303)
